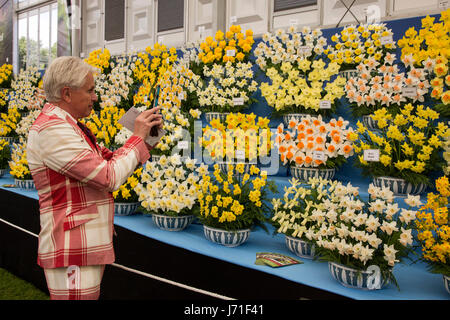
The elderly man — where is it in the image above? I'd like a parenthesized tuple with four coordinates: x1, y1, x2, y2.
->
(27, 56, 162, 300)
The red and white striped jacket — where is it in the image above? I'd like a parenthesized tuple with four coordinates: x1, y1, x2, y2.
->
(27, 103, 150, 269)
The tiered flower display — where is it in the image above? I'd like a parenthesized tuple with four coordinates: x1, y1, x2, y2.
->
(196, 25, 258, 113)
(353, 104, 450, 190)
(256, 26, 345, 116)
(135, 155, 203, 217)
(415, 176, 450, 279)
(275, 115, 356, 174)
(16, 110, 42, 139)
(197, 163, 276, 232)
(345, 53, 430, 119)
(200, 113, 272, 164)
(326, 23, 396, 72)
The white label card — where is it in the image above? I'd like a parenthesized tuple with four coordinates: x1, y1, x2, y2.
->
(402, 87, 417, 98)
(320, 100, 331, 109)
(178, 91, 185, 100)
(313, 151, 326, 161)
(364, 149, 380, 162)
(297, 46, 310, 53)
(177, 141, 189, 150)
(233, 97, 244, 106)
(289, 19, 298, 26)
(226, 49, 236, 57)
(230, 16, 237, 23)
(235, 150, 245, 160)
(380, 36, 393, 45)
(438, 1, 449, 9)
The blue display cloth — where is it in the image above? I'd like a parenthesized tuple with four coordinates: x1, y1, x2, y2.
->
(1, 174, 448, 300)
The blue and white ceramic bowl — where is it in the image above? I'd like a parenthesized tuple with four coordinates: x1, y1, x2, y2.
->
(203, 225, 250, 247)
(114, 202, 139, 216)
(291, 166, 335, 182)
(152, 214, 195, 231)
(15, 179, 35, 190)
(373, 176, 427, 196)
(285, 235, 315, 259)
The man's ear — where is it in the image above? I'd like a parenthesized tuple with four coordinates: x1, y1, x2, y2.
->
(61, 87, 71, 103)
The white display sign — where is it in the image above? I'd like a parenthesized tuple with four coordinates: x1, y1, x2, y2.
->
(364, 149, 380, 162)
(178, 91, 185, 100)
(297, 46, 310, 54)
(380, 36, 393, 45)
(312, 151, 326, 161)
(402, 87, 417, 98)
(319, 100, 331, 109)
(289, 19, 298, 27)
(233, 97, 244, 106)
(235, 150, 246, 160)
(226, 49, 236, 57)
(177, 141, 189, 150)
(230, 16, 237, 24)
(438, 1, 449, 9)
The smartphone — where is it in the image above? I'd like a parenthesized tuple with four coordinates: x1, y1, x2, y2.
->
(150, 85, 161, 137)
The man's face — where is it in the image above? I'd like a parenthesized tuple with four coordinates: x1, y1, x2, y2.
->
(69, 72, 97, 120)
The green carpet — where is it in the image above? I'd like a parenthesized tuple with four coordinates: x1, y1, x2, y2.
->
(0, 268, 49, 300)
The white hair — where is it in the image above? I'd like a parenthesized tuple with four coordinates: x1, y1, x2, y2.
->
(43, 56, 98, 103)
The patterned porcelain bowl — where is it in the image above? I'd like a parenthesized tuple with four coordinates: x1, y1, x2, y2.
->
(151, 214, 195, 231)
(373, 176, 427, 196)
(285, 235, 316, 259)
(290, 166, 335, 182)
(203, 225, 250, 247)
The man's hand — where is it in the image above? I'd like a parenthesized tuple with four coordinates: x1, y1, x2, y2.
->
(133, 107, 163, 140)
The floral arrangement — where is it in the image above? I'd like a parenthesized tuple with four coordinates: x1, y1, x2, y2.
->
(0, 108, 21, 138)
(197, 163, 277, 231)
(353, 104, 450, 186)
(159, 62, 202, 119)
(415, 176, 450, 276)
(9, 139, 31, 180)
(0, 89, 9, 112)
(132, 43, 178, 108)
(398, 10, 450, 67)
(272, 178, 344, 240)
(94, 54, 138, 112)
(8, 66, 42, 113)
(85, 48, 112, 75)
(16, 110, 41, 138)
(311, 179, 420, 288)
(200, 113, 272, 163)
(326, 23, 396, 71)
(256, 27, 345, 116)
(0, 63, 13, 89)
(425, 55, 450, 116)
(134, 155, 203, 217)
(275, 115, 356, 169)
(198, 25, 254, 66)
(113, 167, 143, 203)
(444, 135, 450, 176)
(345, 53, 430, 117)
(196, 25, 258, 113)
(84, 105, 125, 149)
(0, 139, 11, 169)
